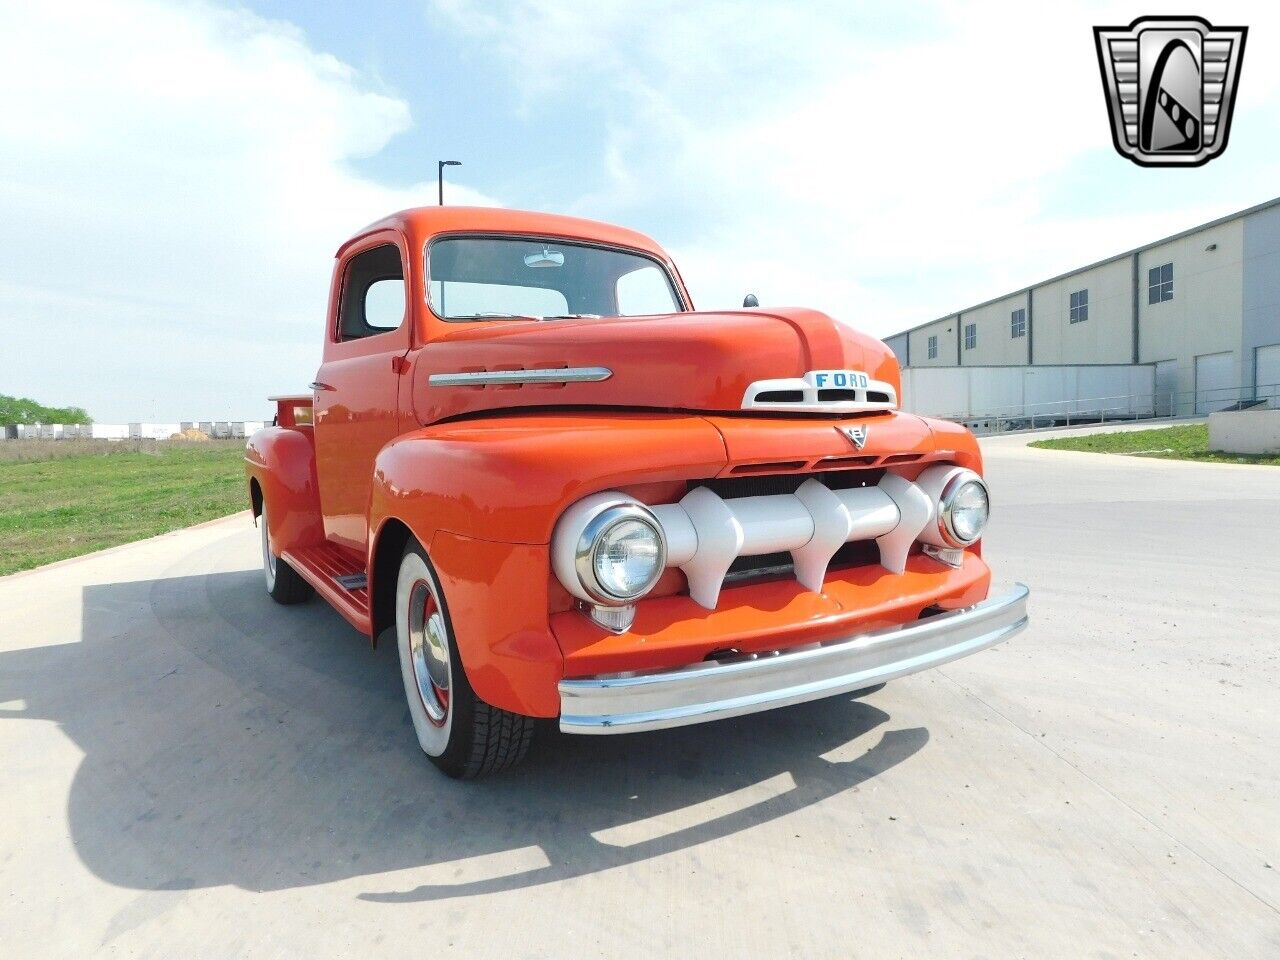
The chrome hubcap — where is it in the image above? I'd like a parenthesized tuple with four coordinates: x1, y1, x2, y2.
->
(407, 579, 450, 725)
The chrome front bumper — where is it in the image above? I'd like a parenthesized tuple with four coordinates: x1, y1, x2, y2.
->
(558, 584, 1029, 734)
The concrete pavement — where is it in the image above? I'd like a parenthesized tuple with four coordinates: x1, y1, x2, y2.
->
(1, 442, 1277, 958)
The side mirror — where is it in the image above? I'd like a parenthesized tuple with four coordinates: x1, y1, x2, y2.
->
(742, 294, 759, 308)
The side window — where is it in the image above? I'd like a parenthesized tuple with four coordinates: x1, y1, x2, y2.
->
(338, 244, 405, 340)
(1069, 288, 1089, 324)
(964, 323, 977, 350)
(1148, 263, 1174, 304)
(1010, 308, 1026, 338)
(927, 335, 938, 359)
(616, 265, 678, 315)
(364, 279, 405, 329)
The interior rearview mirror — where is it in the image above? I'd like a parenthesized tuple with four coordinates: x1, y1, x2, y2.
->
(524, 248, 565, 268)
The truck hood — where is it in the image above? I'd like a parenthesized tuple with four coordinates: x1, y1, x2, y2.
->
(413, 308, 901, 424)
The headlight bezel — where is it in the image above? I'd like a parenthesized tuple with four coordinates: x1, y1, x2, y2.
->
(571, 501, 667, 605)
(937, 470, 990, 547)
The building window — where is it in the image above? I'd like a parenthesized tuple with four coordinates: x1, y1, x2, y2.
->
(927, 335, 938, 359)
(1148, 263, 1173, 304)
(1069, 288, 1089, 324)
(964, 323, 976, 350)
(1010, 308, 1026, 338)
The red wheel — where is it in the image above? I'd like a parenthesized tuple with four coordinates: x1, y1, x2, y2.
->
(394, 539, 534, 778)
(405, 577, 451, 727)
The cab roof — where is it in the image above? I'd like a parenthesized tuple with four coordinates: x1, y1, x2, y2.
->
(336, 206, 669, 261)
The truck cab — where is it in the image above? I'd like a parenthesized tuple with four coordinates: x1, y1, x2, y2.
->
(246, 206, 1028, 778)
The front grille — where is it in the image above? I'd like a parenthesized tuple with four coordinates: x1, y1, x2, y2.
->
(831, 538, 882, 569)
(693, 470, 889, 588)
(755, 389, 804, 403)
(692, 467, 885, 500)
(721, 538, 883, 586)
(723, 551, 794, 584)
(741, 373, 899, 413)
(632, 463, 949, 609)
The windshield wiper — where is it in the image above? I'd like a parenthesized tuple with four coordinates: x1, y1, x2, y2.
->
(446, 312, 605, 322)
(446, 312, 540, 321)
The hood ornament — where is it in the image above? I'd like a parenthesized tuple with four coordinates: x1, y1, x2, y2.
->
(840, 425, 868, 450)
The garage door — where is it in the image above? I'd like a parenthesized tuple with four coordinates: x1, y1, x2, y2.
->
(1154, 360, 1177, 416)
(1195, 351, 1235, 414)
(1257, 344, 1280, 406)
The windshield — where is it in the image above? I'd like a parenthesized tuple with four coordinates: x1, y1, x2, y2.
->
(427, 236, 683, 320)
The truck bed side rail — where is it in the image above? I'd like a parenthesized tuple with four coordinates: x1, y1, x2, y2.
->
(268, 394, 314, 428)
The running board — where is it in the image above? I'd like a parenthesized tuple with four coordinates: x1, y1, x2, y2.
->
(282, 541, 371, 635)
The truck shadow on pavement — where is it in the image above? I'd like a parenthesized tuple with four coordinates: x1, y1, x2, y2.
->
(2, 568, 928, 903)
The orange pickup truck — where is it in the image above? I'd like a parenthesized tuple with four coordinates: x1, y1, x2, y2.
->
(246, 206, 1028, 778)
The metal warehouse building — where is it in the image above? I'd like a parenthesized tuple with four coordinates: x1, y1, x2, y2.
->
(884, 196, 1280, 418)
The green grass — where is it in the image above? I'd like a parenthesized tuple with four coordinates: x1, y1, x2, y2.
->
(0, 440, 250, 575)
(1028, 423, 1280, 466)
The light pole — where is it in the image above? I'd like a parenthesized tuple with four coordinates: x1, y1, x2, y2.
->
(437, 160, 461, 205)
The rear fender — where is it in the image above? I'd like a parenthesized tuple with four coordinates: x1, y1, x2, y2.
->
(244, 426, 325, 554)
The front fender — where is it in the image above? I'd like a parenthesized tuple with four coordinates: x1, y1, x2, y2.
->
(367, 411, 728, 546)
(365, 412, 727, 716)
(919, 416, 984, 474)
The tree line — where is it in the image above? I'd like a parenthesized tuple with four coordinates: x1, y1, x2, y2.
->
(0, 395, 92, 425)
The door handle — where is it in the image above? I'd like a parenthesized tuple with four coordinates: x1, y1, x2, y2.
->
(310, 381, 335, 392)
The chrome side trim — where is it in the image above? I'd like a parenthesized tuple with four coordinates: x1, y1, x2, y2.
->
(427, 367, 613, 387)
(558, 584, 1029, 734)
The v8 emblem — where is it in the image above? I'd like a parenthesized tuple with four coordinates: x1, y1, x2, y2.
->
(840, 425, 868, 450)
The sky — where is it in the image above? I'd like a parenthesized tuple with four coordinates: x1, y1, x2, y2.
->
(2, 0, 1279, 422)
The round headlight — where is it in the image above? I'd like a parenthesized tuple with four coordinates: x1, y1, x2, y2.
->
(939, 473, 989, 546)
(591, 517, 664, 600)
(571, 503, 667, 604)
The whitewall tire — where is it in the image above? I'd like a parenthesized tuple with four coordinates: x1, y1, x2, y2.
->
(259, 503, 312, 604)
(395, 539, 534, 778)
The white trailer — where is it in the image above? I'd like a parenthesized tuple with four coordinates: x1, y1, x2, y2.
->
(2, 422, 269, 441)
(899, 364, 1157, 431)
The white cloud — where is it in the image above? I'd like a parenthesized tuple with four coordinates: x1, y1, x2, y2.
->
(0, 0, 496, 422)
(5, 0, 1279, 423)
(432, 0, 1280, 334)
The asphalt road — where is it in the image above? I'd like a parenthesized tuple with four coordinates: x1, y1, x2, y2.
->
(1, 438, 1276, 958)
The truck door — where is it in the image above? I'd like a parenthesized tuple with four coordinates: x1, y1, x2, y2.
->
(313, 235, 410, 553)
